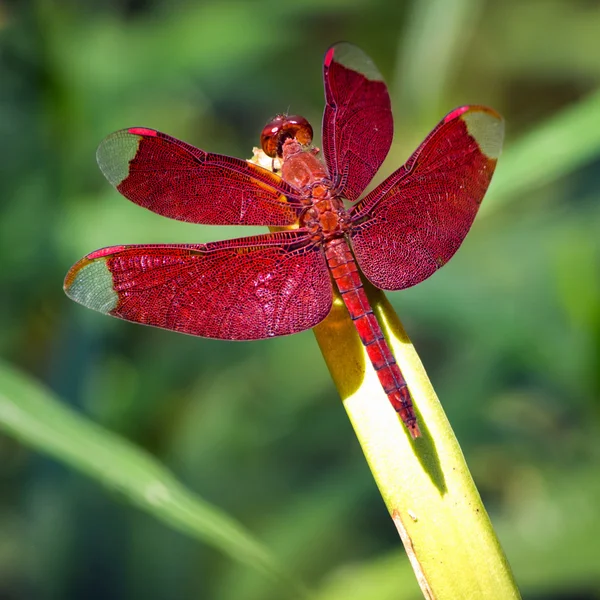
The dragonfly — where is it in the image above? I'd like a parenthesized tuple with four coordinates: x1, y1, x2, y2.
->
(64, 42, 504, 439)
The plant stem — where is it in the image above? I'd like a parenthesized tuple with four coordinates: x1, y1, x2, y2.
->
(313, 282, 521, 599)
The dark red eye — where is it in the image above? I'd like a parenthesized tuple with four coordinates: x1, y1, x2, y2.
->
(260, 114, 313, 158)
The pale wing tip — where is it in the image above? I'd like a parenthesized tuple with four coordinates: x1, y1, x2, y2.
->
(447, 105, 505, 160)
(324, 42, 384, 82)
(96, 128, 144, 187)
(64, 258, 118, 314)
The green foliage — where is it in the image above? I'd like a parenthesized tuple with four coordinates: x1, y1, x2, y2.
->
(1, 0, 600, 598)
(0, 360, 306, 597)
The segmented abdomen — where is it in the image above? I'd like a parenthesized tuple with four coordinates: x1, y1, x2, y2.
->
(324, 238, 421, 438)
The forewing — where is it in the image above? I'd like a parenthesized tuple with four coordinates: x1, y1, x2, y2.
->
(322, 43, 393, 202)
(64, 231, 332, 340)
(350, 106, 504, 290)
(97, 128, 303, 226)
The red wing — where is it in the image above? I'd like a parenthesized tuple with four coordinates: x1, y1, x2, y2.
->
(322, 42, 393, 202)
(64, 231, 332, 340)
(96, 128, 303, 226)
(350, 106, 504, 290)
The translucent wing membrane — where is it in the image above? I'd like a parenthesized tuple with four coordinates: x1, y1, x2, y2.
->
(322, 43, 393, 202)
(350, 106, 504, 290)
(64, 231, 333, 340)
(97, 128, 304, 227)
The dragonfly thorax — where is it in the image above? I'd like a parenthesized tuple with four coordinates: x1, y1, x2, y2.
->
(281, 139, 328, 190)
(279, 138, 349, 240)
(299, 192, 349, 241)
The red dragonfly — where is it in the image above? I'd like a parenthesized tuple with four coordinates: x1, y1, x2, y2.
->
(64, 43, 503, 438)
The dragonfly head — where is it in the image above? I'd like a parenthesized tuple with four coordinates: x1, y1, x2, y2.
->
(260, 114, 313, 158)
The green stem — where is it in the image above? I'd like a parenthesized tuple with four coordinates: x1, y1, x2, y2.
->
(313, 282, 521, 599)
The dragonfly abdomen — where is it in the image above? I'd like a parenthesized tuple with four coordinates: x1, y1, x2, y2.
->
(324, 239, 421, 438)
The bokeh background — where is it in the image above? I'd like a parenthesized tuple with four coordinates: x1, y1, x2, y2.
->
(1, 0, 600, 598)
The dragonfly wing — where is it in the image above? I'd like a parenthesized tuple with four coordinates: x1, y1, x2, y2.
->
(97, 128, 303, 226)
(64, 231, 332, 340)
(350, 106, 504, 290)
(322, 43, 393, 202)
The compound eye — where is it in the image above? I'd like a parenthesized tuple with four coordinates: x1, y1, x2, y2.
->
(260, 114, 313, 158)
(284, 115, 313, 146)
(260, 115, 286, 158)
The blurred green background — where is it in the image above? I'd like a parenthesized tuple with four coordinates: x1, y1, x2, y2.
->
(1, 0, 600, 598)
